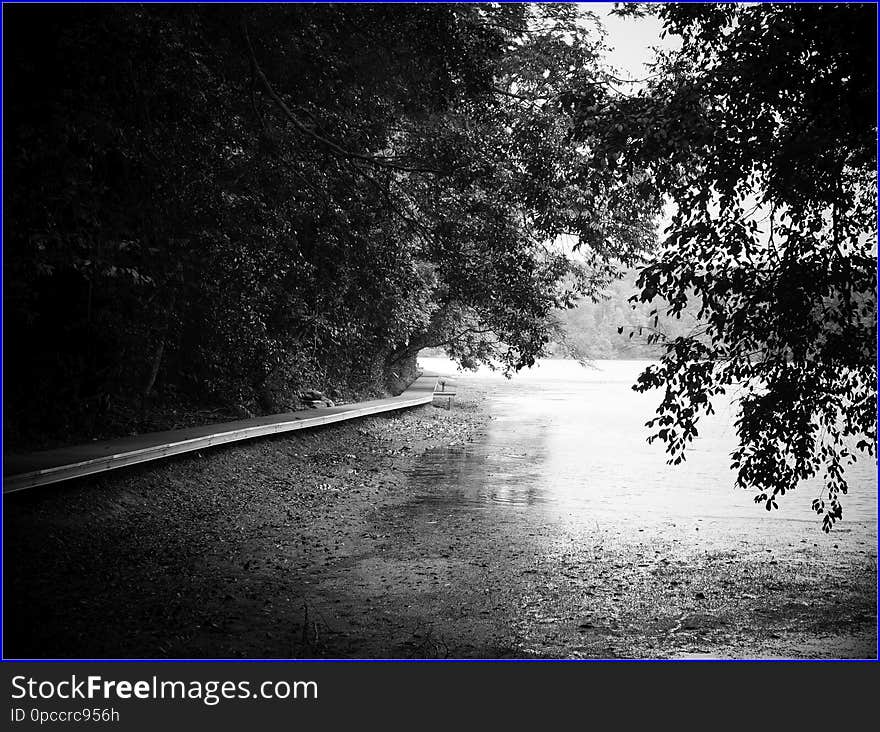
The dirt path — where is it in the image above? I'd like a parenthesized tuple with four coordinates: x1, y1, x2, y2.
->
(4, 383, 876, 659)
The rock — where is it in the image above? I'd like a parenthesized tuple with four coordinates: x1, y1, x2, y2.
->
(233, 404, 255, 419)
(679, 613, 724, 630)
(258, 388, 278, 413)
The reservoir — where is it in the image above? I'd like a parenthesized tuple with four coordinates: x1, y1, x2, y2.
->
(413, 357, 878, 543)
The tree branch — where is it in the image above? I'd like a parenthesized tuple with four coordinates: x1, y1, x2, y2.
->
(241, 20, 449, 176)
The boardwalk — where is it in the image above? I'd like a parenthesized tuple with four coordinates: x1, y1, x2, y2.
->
(3, 374, 452, 494)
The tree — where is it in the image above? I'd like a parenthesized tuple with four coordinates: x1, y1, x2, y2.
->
(596, 3, 877, 529)
(357, 3, 660, 373)
(4, 4, 655, 446)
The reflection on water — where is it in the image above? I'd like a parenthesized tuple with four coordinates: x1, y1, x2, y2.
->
(411, 358, 878, 531)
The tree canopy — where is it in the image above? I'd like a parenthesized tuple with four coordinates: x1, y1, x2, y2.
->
(4, 3, 655, 447)
(4, 3, 875, 531)
(596, 2, 877, 530)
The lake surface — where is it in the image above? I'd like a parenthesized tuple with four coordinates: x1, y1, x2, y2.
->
(414, 358, 878, 538)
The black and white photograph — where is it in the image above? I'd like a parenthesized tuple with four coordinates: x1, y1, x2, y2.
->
(3, 1, 877, 662)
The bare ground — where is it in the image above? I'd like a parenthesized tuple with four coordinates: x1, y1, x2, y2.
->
(4, 384, 876, 659)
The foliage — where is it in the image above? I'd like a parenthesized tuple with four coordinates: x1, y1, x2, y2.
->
(599, 3, 877, 529)
(6, 3, 872, 533)
(547, 269, 705, 360)
(4, 4, 655, 446)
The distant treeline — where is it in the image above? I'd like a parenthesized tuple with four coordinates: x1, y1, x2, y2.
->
(421, 268, 706, 363)
(548, 269, 705, 360)
(545, 267, 876, 362)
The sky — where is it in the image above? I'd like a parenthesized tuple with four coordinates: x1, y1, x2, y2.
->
(577, 2, 680, 80)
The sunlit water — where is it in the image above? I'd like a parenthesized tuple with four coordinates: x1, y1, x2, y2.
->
(414, 358, 878, 537)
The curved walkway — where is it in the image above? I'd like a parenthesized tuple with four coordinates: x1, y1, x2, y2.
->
(4, 374, 452, 494)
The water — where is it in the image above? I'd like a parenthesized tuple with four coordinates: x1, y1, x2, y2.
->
(414, 358, 878, 536)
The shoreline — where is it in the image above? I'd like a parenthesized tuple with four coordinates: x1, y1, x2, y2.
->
(5, 380, 876, 659)
(4, 392, 490, 659)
